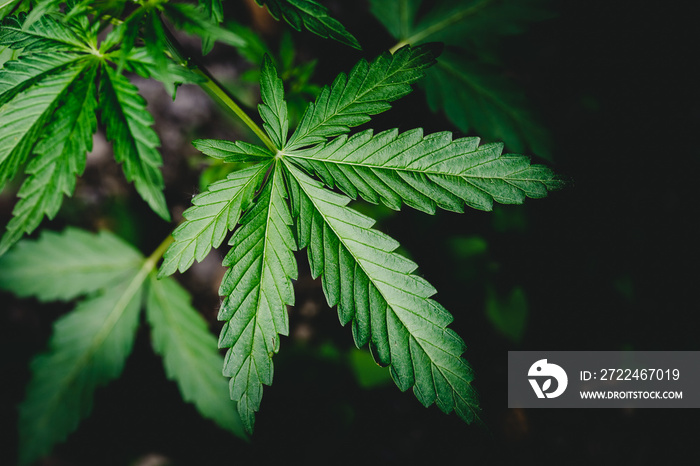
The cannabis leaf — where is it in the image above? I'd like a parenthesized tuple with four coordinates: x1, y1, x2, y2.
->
(286, 127, 563, 213)
(0, 229, 144, 466)
(368, 0, 553, 157)
(99, 65, 170, 220)
(0, 61, 98, 254)
(0, 11, 177, 253)
(255, 0, 360, 50)
(285, 44, 437, 151)
(17, 280, 143, 466)
(259, 55, 289, 149)
(157, 45, 562, 433)
(284, 162, 479, 421)
(146, 273, 247, 438)
(0, 228, 245, 464)
(159, 161, 270, 276)
(218, 162, 297, 433)
(0, 227, 142, 301)
(423, 52, 552, 157)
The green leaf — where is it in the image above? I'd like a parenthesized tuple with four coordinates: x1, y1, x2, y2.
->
(121, 47, 206, 99)
(423, 52, 552, 157)
(98, 4, 146, 56)
(374, 0, 551, 47)
(285, 44, 436, 150)
(349, 348, 393, 389)
(258, 55, 288, 149)
(0, 227, 142, 301)
(0, 54, 91, 190)
(485, 285, 528, 343)
(0, 13, 89, 52)
(22, 0, 62, 28)
(199, 0, 223, 23)
(254, 0, 360, 50)
(0, 0, 23, 20)
(193, 138, 274, 162)
(218, 162, 297, 433)
(163, 2, 247, 55)
(18, 272, 144, 465)
(284, 162, 479, 423)
(367, 0, 422, 40)
(369, 0, 553, 157)
(159, 161, 270, 277)
(99, 64, 170, 220)
(0, 61, 98, 255)
(287, 127, 563, 214)
(146, 273, 247, 439)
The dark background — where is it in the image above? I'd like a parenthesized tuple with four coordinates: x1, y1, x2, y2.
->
(1, 0, 698, 464)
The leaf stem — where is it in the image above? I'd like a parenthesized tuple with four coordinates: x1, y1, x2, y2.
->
(157, 16, 278, 153)
(145, 233, 174, 272)
(196, 69, 278, 153)
(388, 0, 495, 53)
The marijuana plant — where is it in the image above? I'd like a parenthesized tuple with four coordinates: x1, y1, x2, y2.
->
(0, 0, 562, 463)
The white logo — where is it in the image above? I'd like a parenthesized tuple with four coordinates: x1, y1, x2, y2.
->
(528, 359, 568, 399)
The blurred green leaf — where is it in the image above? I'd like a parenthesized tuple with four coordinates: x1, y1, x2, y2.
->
(448, 235, 488, 259)
(485, 285, 528, 343)
(369, 0, 553, 158)
(18, 270, 144, 465)
(0, 228, 142, 301)
(146, 274, 247, 439)
(423, 52, 552, 157)
(348, 348, 392, 389)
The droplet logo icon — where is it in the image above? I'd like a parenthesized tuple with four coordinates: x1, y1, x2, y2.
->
(528, 359, 568, 399)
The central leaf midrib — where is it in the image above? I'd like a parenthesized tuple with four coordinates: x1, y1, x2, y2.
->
(229, 162, 283, 397)
(288, 145, 530, 184)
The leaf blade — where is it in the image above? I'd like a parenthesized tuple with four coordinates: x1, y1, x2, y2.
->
(0, 53, 89, 190)
(99, 65, 170, 220)
(217, 161, 297, 433)
(0, 13, 89, 52)
(255, 0, 359, 50)
(0, 61, 98, 254)
(146, 273, 247, 439)
(0, 227, 143, 301)
(258, 54, 288, 150)
(159, 161, 271, 277)
(18, 273, 144, 465)
(287, 127, 563, 214)
(285, 44, 436, 150)
(284, 162, 480, 423)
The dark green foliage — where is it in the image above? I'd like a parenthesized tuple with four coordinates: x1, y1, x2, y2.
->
(369, 0, 553, 157)
(0, 229, 246, 465)
(254, 0, 360, 49)
(0, 0, 564, 461)
(160, 49, 561, 433)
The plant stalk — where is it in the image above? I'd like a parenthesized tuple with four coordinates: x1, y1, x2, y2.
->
(388, 0, 495, 53)
(158, 16, 278, 153)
